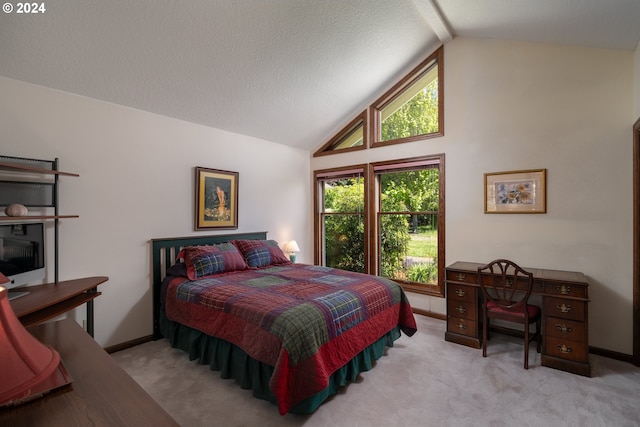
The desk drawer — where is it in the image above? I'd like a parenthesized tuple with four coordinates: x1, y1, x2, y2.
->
(545, 336, 588, 363)
(544, 297, 585, 321)
(446, 270, 477, 285)
(544, 317, 586, 341)
(544, 282, 587, 299)
(447, 298, 476, 321)
(447, 283, 476, 303)
(447, 317, 477, 338)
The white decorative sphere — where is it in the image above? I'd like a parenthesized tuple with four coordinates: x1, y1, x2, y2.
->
(4, 204, 29, 216)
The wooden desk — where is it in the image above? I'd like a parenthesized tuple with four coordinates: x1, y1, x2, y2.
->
(0, 319, 179, 427)
(445, 261, 591, 376)
(9, 276, 108, 336)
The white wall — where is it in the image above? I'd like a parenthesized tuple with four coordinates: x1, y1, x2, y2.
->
(312, 37, 634, 355)
(0, 76, 311, 347)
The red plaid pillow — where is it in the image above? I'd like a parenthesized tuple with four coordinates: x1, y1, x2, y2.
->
(232, 239, 291, 268)
(177, 243, 247, 280)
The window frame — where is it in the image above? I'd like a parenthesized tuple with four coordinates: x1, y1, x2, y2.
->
(369, 46, 444, 148)
(313, 164, 370, 272)
(313, 111, 368, 157)
(313, 155, 445, 297)
(369, 155, 445, 297)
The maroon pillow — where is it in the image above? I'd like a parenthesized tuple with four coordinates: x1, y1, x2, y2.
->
(232, 239, 291, 268)
(177, 243, 247, 280)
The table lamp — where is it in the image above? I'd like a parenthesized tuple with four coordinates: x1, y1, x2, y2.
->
(282, 240, 300, 262)
(0, 272, 63, 407)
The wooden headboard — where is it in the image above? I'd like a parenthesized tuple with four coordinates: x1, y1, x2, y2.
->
(150, 231, 267, 339)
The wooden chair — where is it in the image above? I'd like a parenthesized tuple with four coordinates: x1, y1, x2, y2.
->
(477, 259, 541, 369)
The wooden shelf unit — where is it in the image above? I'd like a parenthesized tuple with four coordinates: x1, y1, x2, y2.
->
(0, 215, 79, 221)
(1, 155, 106, 336)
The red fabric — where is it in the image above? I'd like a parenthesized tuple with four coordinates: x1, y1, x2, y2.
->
(164, 271, 416, 414)
(178, 244, 247, 280)
(487, 300, 540, 319)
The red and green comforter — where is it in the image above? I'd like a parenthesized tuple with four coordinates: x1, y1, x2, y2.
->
(164, 263, 417, 414)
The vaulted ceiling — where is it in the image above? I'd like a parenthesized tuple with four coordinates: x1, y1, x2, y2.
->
(1, 0, 639, 151)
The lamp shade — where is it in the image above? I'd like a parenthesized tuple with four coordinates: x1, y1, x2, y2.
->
(282, 240, 300, 263)
(0, 285, 61, 406)
(283, 240, 300, 253)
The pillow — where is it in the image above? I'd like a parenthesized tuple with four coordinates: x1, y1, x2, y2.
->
(166, 261, 188, 278)
(233, 239, 291, 268)
(177, 242, 247, 280)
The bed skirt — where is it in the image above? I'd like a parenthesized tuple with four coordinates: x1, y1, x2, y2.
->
(159, 310, 402, 414)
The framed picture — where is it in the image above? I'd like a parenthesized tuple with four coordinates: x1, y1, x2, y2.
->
(195, 167, 238, 230)
(484, 169, 546, 214)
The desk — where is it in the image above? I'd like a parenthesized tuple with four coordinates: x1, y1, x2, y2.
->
(445, 261, 591, 376)
(9, 276, 108, 336)
(0, 319, 179, 426)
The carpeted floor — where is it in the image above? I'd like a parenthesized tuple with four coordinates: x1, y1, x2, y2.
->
(112, 315, 640, 427)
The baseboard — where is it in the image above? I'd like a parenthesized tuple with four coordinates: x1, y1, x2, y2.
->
(413, 307, 446, 321)
(105, 335, 153, 354)
(589, 346, 634, 364)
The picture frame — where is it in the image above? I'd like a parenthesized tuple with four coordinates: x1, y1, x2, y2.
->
(195, 167, 238, 230)
(484, 169, 546, 214)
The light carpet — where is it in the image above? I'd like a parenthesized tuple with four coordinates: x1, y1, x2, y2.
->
(112, 315, 640, 427)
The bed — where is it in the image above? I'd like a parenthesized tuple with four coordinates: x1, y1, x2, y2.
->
(151, 232, 417, 415)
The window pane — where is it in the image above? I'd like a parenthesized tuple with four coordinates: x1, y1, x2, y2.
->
(379, 169, 439, 213)
(380, 213, 438, 284)
(323, 214, 365, 273)
(323, 177, 364, 213)
(314, 112, 367, 157)
(332, 123, 363, 150)
(380, 64, 439, 142)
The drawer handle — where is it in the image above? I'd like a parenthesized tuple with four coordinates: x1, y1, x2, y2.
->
(455, 288, 466, 297)
(556, 303, 572, 313)
(455, 305, 466, 314)
(455, 321, 467, 330)
(556, 285, 571, 295)
(557, 344, 573, 354)
(555, 323, 573, 334)
(456, 273, 466, 281)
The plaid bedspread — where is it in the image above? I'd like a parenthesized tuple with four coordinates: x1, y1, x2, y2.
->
(164, 263, 417, 414)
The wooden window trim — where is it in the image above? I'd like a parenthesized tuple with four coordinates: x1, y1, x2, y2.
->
(369, 154, 446, 297)
(313, 165, 369, 269)
(313, 111, 368, 157)
(314, 155, 445, 298)
(370, 46, 444, 148)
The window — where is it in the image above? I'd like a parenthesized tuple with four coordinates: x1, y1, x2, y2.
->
(313, 45, 443, 157)
(314, 166, 368, 273)
(370, 46, 443, 147)
(314, 112, 367, 157)
(372, 156, 444, 296)
(314, 155, 445, 296)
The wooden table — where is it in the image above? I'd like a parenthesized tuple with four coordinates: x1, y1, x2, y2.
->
(0, 319, 179, 426)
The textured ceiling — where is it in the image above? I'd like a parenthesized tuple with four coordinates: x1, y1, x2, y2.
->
(1, 0, 639, 152)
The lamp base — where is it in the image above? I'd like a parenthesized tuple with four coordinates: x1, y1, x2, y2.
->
(289, 253, 296, 263)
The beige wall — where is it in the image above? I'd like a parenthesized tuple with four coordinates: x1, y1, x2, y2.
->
(311, 37, 634, 354)
(1, 36, 635, 355)
(0, 76, 312, 347)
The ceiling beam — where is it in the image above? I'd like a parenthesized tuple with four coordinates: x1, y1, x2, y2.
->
(412, 0, 453, 43)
